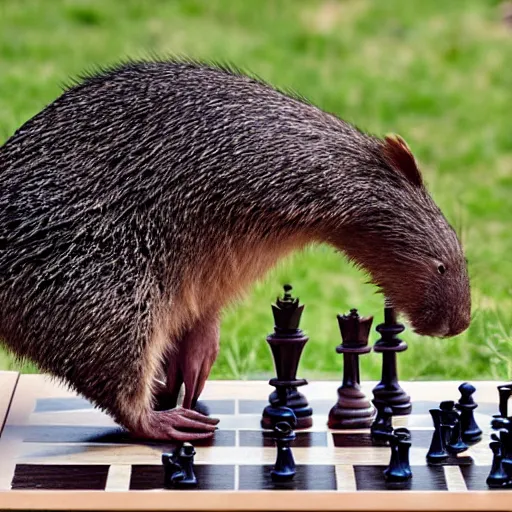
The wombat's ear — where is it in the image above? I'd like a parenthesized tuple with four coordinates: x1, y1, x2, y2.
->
(382, 134, 423, 187)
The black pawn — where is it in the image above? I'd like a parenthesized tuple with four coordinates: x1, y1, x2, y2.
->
(455, 382, 482, 444)
(500, 426, 512, 484)
(263, 405, 297, 435)
(383, 428, 412, 482)
(441, 400, 468, 454)
(371, 401, 394, 443)
(426, 408, 449, 463)
(270, 420, 296, 482)
(162, 443, 198, 488)
(487, 436, 509, 488)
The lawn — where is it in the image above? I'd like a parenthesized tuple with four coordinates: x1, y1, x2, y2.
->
(0, 0, 511, 382)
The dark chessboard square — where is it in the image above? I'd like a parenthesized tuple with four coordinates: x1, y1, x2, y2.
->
(199, 400, 235, 415)
(11, 464, 109, 490)
(11, 425, 235, 447)
(460, 465, 496, 491)
(142, 430, 235, 450)
(8, 425, 125, 443)
(238, 464, 336, 490)
(239, 430, 327, 447)
(188, 430, 235, 447)
(354, 465, 447, 491)
(130, 464, 234, 490)
(34, 397, 93, 413)
(238, 400, 268, 414)
(332, 430, 433, 449)
(238, 399, 332, 415)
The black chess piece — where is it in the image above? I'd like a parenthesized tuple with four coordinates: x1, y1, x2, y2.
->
(498, 423, 512, 486)
(162, 443, 198, 488)
(498, 384, 512, 417)
(441, 400, 469, 454)
(262, 405, 297, 438)
(487, 435, 509, 488)
(261, 285, 312, 430)
(371, 400, 394, 443)
(426, 407, 449, 464)
(371, 301, 411, 416)
(455, 382, 482, 444)
(383, 427, 412, 482)
(328, 309, 375, 429)
(270, 419, 297, 482)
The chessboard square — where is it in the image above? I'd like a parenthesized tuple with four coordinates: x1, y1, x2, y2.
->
(34, 397, 93, 413)
(7, 425, 125, 443)
(332, 430, 433, 449)
(191, 430, 236, 447)
(238, 400, 268, 414)
(460, 465, 495, 491)
(239, 430, 327, 447)
(129, 464, 235, 490)
(354, 465, 447, 491)
(238, 399, 333, 415)
(238, 465, 336, 490)
(11, 464, 109, 490)
(332, 433, 373, 448)
(199, 400, 235, 415)
(10, 424, 235, 447)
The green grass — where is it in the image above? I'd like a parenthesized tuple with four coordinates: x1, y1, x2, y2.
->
(0, 0, 511, 382)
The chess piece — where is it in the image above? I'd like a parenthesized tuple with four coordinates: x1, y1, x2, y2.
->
(328, 308, 375, 429)
(162, 442, 198, 488)
(371, 300, 411, 415)
(426, 407, 449, 463)
(498, 384, 512, 417)
(371, 400, 394, 443)
(383, 427, 412, 482)
(262, 405, 297, 439)
(455, 382, 482, 444)
(487, 436, 509, 488)
(261, 284, 312, 429)
(270, 420, 297, 482)
(499, 424, 512, 486)
(441, 400, 469, 454)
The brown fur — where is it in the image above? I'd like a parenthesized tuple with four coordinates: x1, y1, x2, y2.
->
(0, 59, 471, 440)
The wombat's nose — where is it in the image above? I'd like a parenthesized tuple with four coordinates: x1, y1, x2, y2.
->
(445, 315, 471, 337)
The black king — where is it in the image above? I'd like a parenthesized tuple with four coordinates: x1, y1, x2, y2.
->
(261, 284, 313, 429)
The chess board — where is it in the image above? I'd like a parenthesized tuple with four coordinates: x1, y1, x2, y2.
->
(1, 371, 511, 511)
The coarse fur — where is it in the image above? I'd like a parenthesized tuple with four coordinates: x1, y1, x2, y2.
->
(0, 58, 471, 438)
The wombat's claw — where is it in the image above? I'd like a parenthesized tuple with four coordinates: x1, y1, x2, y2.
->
(137, 407, 219, 441)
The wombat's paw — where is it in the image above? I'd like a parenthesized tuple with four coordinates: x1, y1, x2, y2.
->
(135, 407, 219, 441)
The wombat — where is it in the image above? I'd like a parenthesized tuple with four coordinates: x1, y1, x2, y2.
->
(0, 59, 470, 440)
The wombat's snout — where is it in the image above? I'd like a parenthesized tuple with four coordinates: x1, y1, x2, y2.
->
(410, 305, 470, 338)
(443, 309, 471, 338)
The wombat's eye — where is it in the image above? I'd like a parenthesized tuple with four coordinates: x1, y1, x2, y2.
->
(437, 264, 446, 275)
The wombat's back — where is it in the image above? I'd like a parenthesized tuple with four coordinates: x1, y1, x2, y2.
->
(0, 60, 470, 428)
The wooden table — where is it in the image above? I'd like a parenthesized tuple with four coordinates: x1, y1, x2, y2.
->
(1, 372, 511, 511)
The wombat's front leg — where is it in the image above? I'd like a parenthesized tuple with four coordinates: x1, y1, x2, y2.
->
(178, 312, 221, 410)
(131, 317, 221, 441)
(134, 406, 218, 441)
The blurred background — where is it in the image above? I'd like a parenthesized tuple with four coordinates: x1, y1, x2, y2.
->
(0, 0, 511, 382)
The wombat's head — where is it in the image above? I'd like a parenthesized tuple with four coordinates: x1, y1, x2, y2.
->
(339, 135, 471, 338)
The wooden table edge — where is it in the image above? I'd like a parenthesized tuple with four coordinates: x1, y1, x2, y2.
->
(2, 490, 512, 511)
